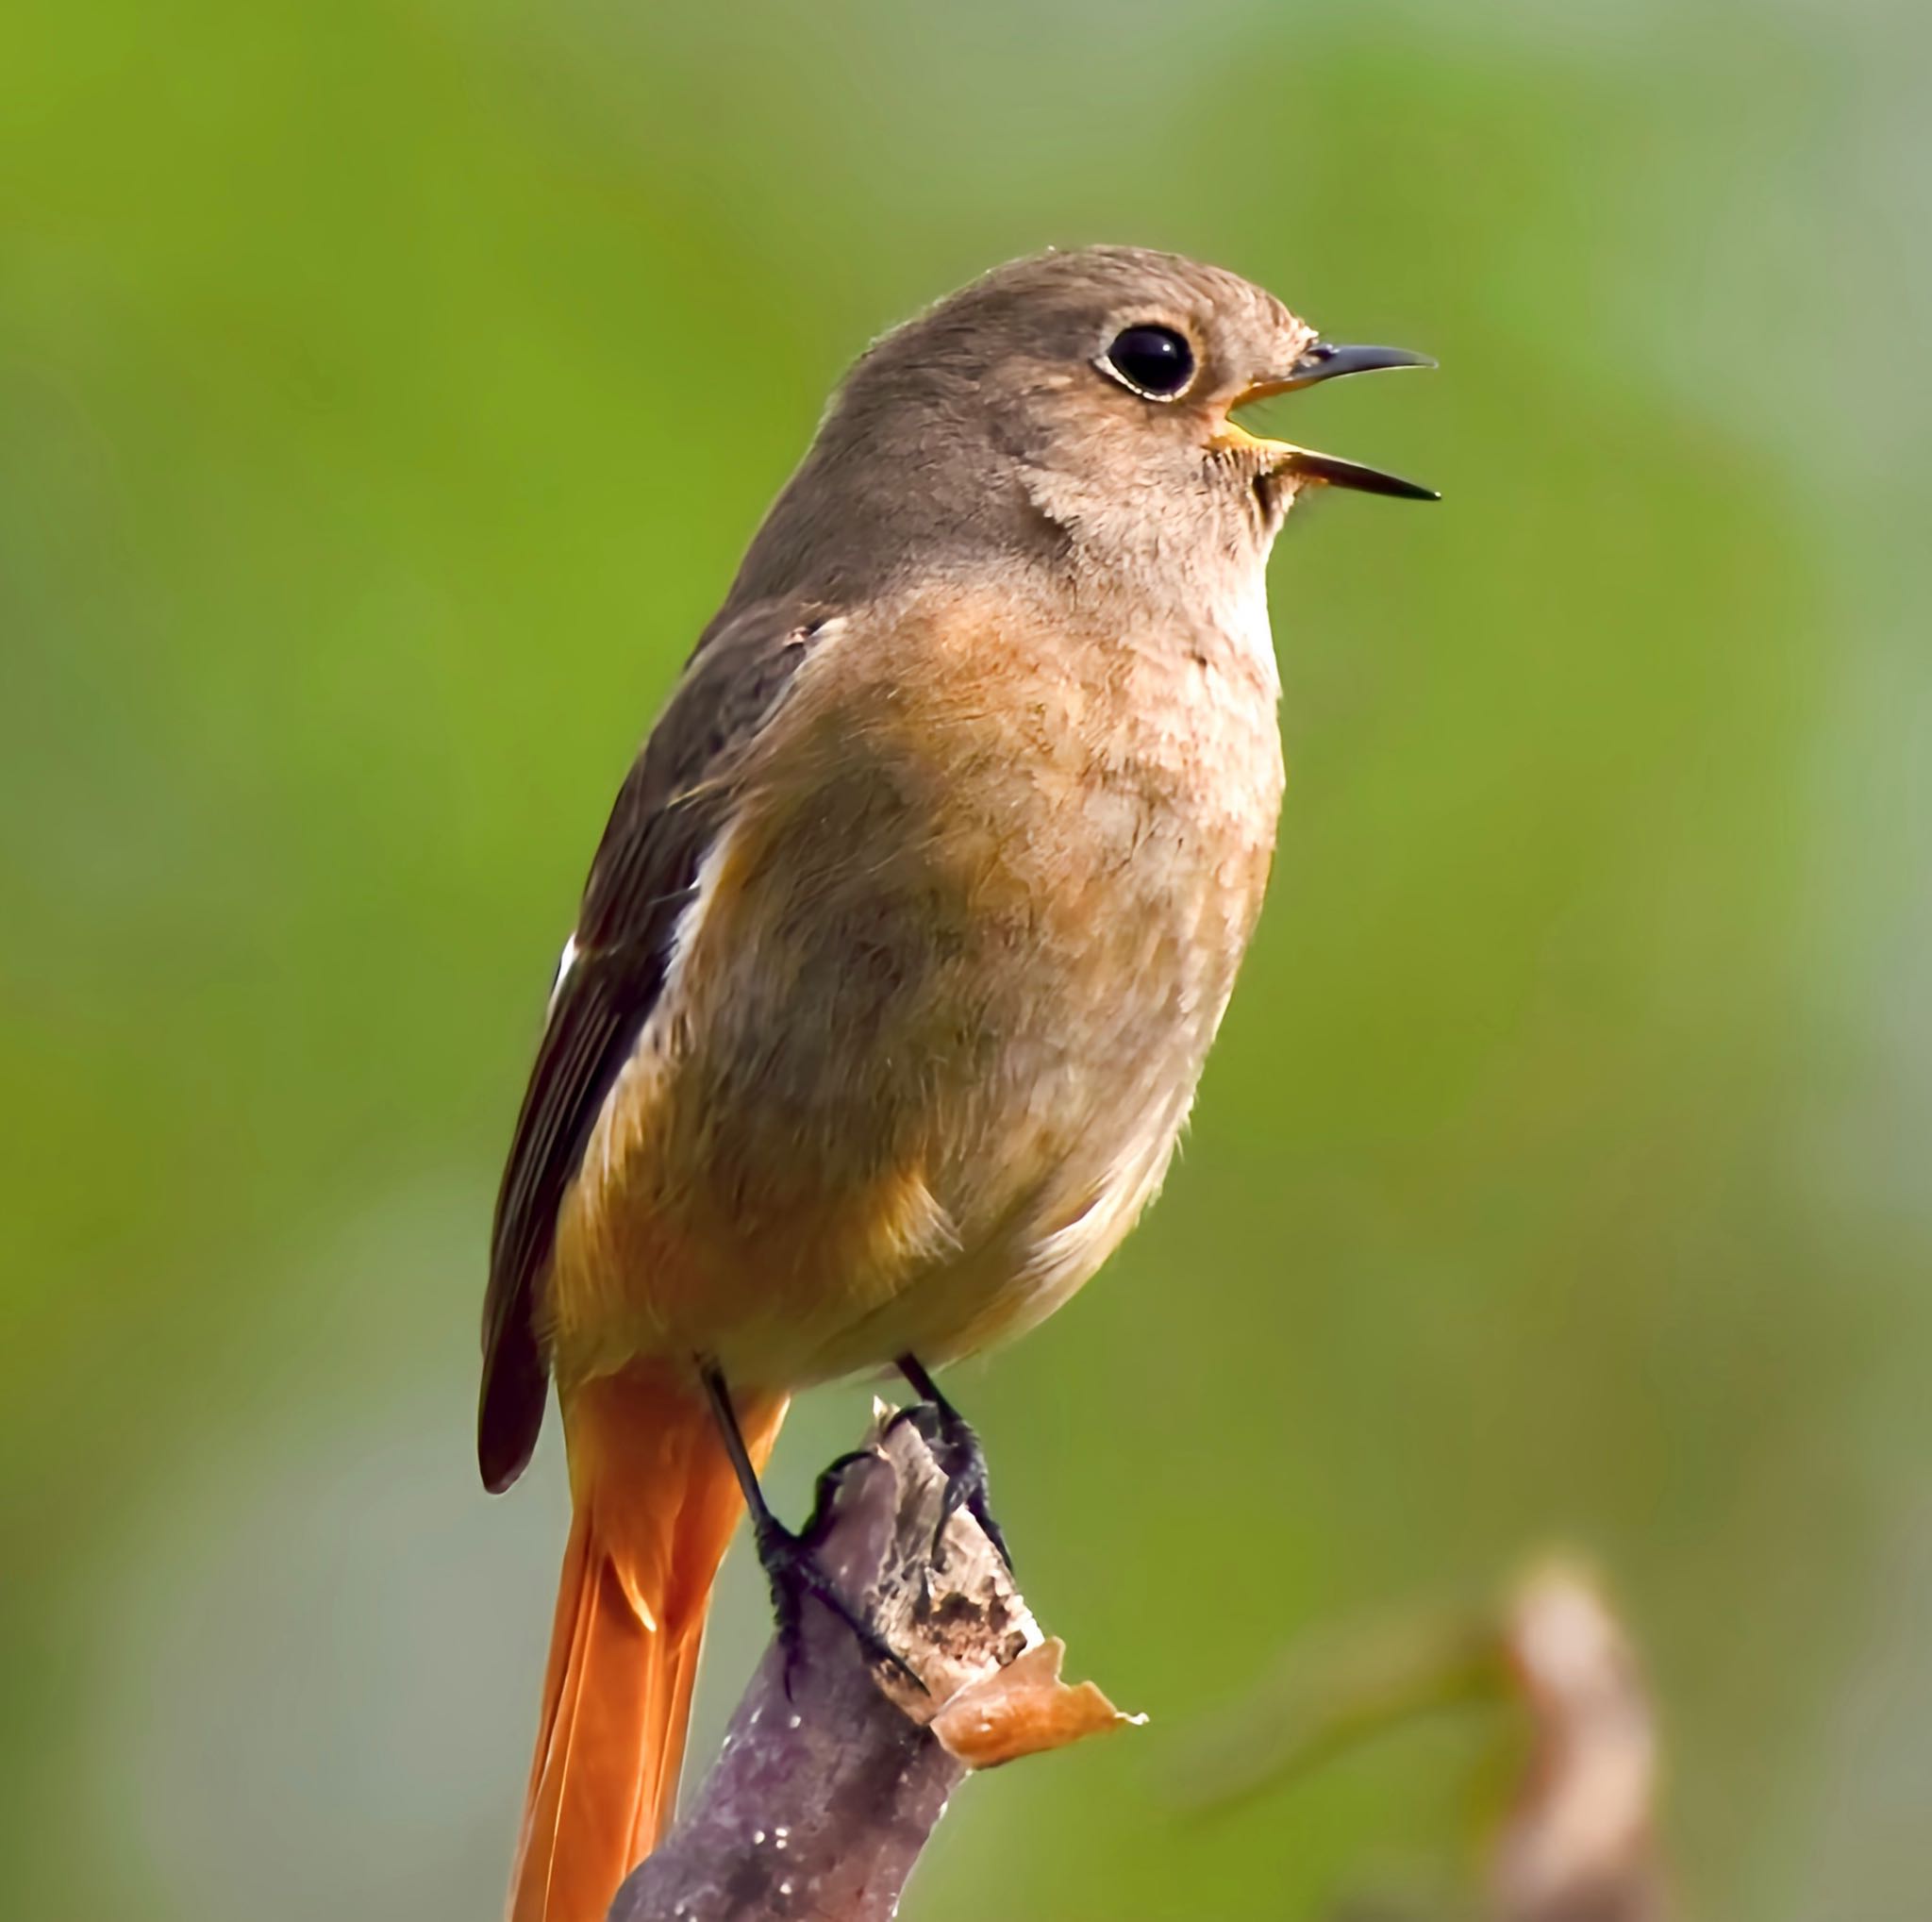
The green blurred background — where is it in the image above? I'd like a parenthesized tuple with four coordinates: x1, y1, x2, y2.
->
(5, 0, 1929, 1915)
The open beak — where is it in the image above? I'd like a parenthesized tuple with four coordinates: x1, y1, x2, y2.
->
(1234, 340, 1439, 502)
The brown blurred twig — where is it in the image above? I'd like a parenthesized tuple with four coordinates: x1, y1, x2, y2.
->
(1490, 1563, 1666, 1922)
(609, 1408, 1136, 1922)
(1180, 1558, 1669, 1922)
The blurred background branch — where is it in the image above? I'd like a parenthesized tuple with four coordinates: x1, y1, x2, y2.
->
(1184, 1559, 1669, 1922)
(1492, 1564, 1665, 1922)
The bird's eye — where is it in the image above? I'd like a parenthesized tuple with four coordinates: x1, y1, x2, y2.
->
(1100, 324, 1196, 400)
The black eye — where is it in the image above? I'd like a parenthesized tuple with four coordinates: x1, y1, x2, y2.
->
(1101, 324, 1196, 400)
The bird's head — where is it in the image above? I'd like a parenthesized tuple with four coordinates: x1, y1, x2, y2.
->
(735, 244, 1434, 606)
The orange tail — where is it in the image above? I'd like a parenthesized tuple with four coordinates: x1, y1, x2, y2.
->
(508, 1362, 788, 1922)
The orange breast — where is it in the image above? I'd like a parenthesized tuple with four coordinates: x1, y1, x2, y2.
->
(540, 582, 1283, 1396)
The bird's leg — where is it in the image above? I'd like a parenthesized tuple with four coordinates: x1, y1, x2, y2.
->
(893, 1354, 1012, 1569)
(698, 1362, 922, 1696)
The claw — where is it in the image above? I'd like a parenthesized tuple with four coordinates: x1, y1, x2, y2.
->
(891, 1383, 1014, 1571)
(751, 1505, 925, 1696)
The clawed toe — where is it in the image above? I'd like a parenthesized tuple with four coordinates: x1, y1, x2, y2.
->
(752, 1510, 924, 1696)
(891, 1372, 1014, 1570)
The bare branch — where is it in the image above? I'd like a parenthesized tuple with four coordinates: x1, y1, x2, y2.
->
(611, 1408, 1134, 1922)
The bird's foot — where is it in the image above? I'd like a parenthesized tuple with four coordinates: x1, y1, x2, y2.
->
(752, 1455, 924, 1699)
(891, 1398, 1013, 1571)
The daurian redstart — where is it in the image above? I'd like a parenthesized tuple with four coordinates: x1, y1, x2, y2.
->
(480, 245, 1433, 1921)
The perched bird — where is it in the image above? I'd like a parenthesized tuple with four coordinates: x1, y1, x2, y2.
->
(481, 244, 1433, 1922)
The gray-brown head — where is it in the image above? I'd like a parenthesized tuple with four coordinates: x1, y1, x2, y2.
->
(728, 245, 1432, 613)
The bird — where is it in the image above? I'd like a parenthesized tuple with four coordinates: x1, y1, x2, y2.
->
(480, 243, 1434, 1922)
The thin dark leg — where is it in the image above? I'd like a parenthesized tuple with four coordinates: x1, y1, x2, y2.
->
(894, 1354, 1012, 1568)
(698, 1362, 920, 1692)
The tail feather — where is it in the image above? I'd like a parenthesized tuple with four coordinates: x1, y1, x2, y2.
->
(508, 1363, 787, 1922)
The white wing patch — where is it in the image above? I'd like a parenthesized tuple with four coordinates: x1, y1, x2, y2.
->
(546, 932, 580, 1019)
(584, 819, 741, 1194)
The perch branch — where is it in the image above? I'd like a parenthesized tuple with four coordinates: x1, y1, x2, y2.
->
(609, 1405, 1135, 1922)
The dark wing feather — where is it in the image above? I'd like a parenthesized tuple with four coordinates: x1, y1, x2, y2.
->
(478, 602, 826, 1491)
